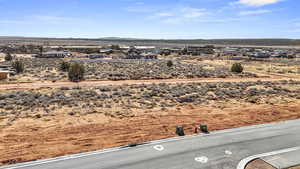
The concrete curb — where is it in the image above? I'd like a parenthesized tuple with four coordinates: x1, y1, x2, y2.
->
(237, 146, 300, 169)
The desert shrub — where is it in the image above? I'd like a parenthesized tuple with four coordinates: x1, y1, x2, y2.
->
(68, 62, 85, 82)
(4, 53, 13, 61)
(167, 60, 173, 67)
(60, 61, 70, 72)
(111, 45, 120, 50)
(200, 124, 209, 133)
(231, 63, 243, 73)
(12, 60, 24, 73)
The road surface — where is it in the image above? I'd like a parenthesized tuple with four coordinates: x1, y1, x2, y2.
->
(1, 119, 300, 169)
(262, 149, 300, 168)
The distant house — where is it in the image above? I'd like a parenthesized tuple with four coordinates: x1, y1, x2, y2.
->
(88, 54, 106, 59)
(34, 51, 70, 58)
(134, 46, 157, 53)
(248, 52, 270, 58)
(99, 49, 113, 55)
(124, 47, 157, 59)
(223, 47, 240, 56)
(0, 66, 15, 80)
(182, 45, 215, 55)
(139, 53, 158, 59)
(159, 48, 181, 56)
(43, 46, 103, 54)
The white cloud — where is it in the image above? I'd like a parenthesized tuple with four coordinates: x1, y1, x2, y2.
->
(162, 18, 183, 24)
(155, 12, 175, 17)
(181, 7, 208, 18)
(234, 0, 282, 7)
(150, 7, 209, 24)
(0, 20, 29, 24)
(33, 16, 76, 24)
(199, 18, 243, 23)
(124, 2, 157, 13)
(288, 29, 300, 33)
(239, 9, 271, 15)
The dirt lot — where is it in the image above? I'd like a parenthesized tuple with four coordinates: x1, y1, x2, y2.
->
(2, 58, 258, 82)
(0, 53, 4, 62)
(246, 159, 275, 169)
(1, 57, 300, 167)
(187, 59, 300, 78)
(2, 100, 300, 166)
(1, 78, 300, 166)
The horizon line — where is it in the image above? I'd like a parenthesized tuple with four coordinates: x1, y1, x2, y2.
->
(0, 36, 299, 41)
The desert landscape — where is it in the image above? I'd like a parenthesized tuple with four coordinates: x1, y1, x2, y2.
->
(2, 0, 300, 167)
(1, 39, 300, 166)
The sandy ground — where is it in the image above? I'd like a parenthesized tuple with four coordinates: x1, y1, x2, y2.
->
(1, 100, 300, 166)
(0, 53, 32, 62)
(246, 159, 275, 169)
(0, 76, 296, 90)
(1, 58, 300, 167)
(14, 54, 33, 58)
(0, 53, 4, 62)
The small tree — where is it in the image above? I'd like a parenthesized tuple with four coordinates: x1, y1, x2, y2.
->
(12, 60, 24, 73)
(111, 45, 120, 50)
(4, 53, 13, 61)
(68, 62, 85, 82)
(60, 61, 70, 72)
(167, 60, 173, 67)
(231, 63, 243, 73)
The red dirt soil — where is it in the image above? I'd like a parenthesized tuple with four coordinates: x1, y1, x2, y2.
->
(1, 101, 300, 166)
(246, 159, 275, 169)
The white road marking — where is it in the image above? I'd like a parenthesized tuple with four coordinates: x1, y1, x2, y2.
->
(153, 145, 164, 151)
(225, 150, 233, 155)
(195, 156, 208, 163)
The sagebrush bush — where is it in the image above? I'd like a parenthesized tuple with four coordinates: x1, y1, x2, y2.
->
(60, 61, 70, 72)
(231, 63, 243, 73)
(4, 53, 13, 61)
(200, 124, 208, 133)
(68, 63, 85, 82)
(12, 60, 24, 73)
(167, 60, 173, 67)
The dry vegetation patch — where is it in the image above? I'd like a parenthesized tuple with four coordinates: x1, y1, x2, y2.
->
(1, 80, 300, 125)
(1, 79, 300, 165)
(2, 58, 257, 82)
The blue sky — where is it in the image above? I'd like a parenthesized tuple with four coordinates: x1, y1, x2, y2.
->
(0, 0, 299, 39)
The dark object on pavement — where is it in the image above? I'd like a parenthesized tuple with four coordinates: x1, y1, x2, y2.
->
(176, 126, 185, 136)
(200, 124, 209, 133)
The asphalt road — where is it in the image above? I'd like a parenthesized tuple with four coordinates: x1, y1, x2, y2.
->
(262, 149, 300, 168)
(2, 119, 300, 169)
